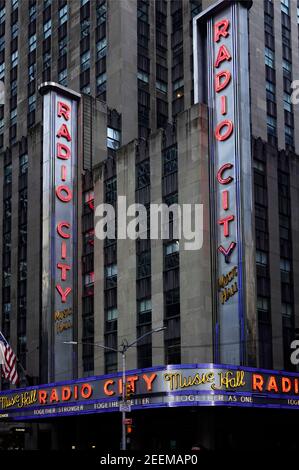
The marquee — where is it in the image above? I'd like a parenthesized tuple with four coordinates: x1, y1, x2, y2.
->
(1, 364, 299, 421)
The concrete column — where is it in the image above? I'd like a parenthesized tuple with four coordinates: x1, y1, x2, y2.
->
(289, 155, 299, 343)
(106, 0, 138, 145)
(150, 129, 164, 366)
(117, 140, 137, 371)
(273, 0, 285, 150)
(178, 103, 213, 364)
(26, 126, 42, 380)
(248, 0, 267, 142)
(266, 145, 283, 369)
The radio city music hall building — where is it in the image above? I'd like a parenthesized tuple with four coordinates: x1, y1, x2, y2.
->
(0, 0, 299, 451)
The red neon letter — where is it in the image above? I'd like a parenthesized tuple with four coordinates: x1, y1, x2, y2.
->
(57, 101, 71, 120)
(62, 387, 72, 401)
(215, 70, 231, 93)
(214, 19, 230, 42)
(217, 163, 233, 185)
(220, 96, 227, 115)
(143, 373, 157, 392)
(50, 389, 59, 403)
(56, 185, 73, 203)
(267, 376, 278, 393)
(218, 242, 236, 263)
(57, 123, 72, 142)
(38, 390, 48, 404)
(57, 263, 71, 281)
(215, 44, 232, 68)
(252, 374, 264, 392)
(282, 377, 291, 393)
(61, 241, 67, 259)
(215, 120, 233, 141)
(57, 221, 71, 238)
(222, 190, 229, 210)
(56, 284, 72, 303)
(104, 380, 115, 396)
(57, 142, 71, 160)
(81, 383, 93, 399)
(218, 214, 234, 237)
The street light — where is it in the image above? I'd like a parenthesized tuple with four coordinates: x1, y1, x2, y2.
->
(63, 326, 166, 451)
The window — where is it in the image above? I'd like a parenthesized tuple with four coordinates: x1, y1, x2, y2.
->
(80, 50, 90, 72)
(137, 298, 152, 324)
(4, 165, 12, 184)
(96, 72, 106, 94)
(97, 2, 106, 26)
(28, 63, 36, 82)
(19, 154, 28, 174)
(285, 125, 294, 145)
(59, 4, 68, 25)
(11, 22, 18, 39)
(280, 258, 291, 272)
(137, 70, 149, 83)
(284, 92, 292, 112)
(165, 241, 179, 256)
(29, 34, 37, 52)
(0, 36, 5, 52)
(59, 36, 67, 57)
(11, 51, 18, 68)
(0, 7, 5, 23)
(81, 0, 89, 5)
(257, 296, 269, 312)
(43, 20, 52, 39)
(96, 37, 107, 60)
(107, 127, 120, 149)
(282, 302, 292, 316)
(267, 115, 277, 136)
(0, 62, 4, 80)
(173, 78, 184, 91)
(29, 4, 36, 21)
(81, 85, 91, 95)
(107, 307, 118, 321)
(84, 272, 94, 287)
(58, 69, 67, 86)
(266, 80, 275, 102)
(28, 94, 36, 112)
(256, 250, 268, 266)
(11, 79, 17, 96)
(265, 47, 274, 68)
(156, 81, 167, 93)
(105, 264, 117, 278)
(81, 19, 90, 38)
(43, 51, 51, 69)
(10, 107, 17, 124)
(283, 59, 291, 73)
(165, 288, 180, 318)
(163, 145, 178, 175)
(138, 298, 151, 313)
(11, 0, 18, 11)
(44, 0, 51, 8)
(281, 0, 289, 14)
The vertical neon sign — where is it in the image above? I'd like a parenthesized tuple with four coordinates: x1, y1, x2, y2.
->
(193, 1, 256, 365)
(40, 83, 80, 381)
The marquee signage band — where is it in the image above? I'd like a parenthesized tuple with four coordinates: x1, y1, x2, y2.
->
(40, 83, 80, 381)
(2, 364, 299, 421)
(193, 1, 255, 364)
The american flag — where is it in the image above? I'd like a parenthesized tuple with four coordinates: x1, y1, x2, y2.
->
(0, 331, 18, 385)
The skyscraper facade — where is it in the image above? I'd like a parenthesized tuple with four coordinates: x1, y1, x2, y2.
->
(0, 0, 299, 451)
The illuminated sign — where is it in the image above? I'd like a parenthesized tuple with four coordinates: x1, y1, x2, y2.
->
(2, 364, 299, 421)
(193, 1, 255, 364)
(40, 83, 80, 381)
